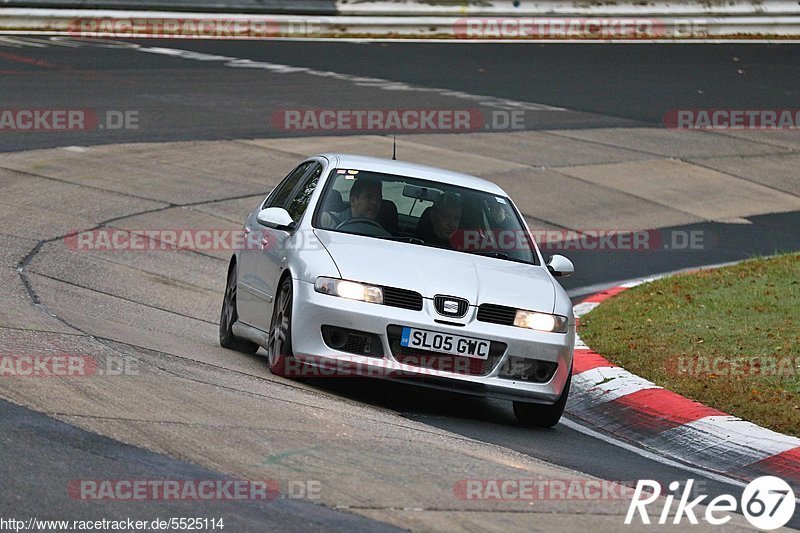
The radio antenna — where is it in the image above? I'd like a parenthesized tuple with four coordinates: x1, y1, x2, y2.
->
(392, 134, 397, 160)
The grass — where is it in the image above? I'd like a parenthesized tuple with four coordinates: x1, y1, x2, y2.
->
(579, 252, 800, 437)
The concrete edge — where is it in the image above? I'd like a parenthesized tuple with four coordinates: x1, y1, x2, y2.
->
(568, 266, 800, 489)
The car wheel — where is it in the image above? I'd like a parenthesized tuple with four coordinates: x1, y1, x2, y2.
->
(267, 276, 295, 377)
(219, 262, 259, 354)
(513, 369, 571, 428)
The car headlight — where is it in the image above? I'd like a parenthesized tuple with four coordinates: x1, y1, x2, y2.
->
(314, 277, 383, 304)
(514, 310, 568, 333)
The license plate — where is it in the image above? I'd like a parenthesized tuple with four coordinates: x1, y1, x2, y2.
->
(400, 327, 490, 360)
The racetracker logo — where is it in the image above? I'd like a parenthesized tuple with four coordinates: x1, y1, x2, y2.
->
(0, 355, 92, 377)
(64, 228, 330, 253)
(278, 356, 484, 378)
(664, 109, 800, 130)
(665, 355, 798, 378)
(0, 355, 137, 377)
(66, 228, 260, 252)
(0, 109, 138, 131)
(454, 479, 644, 501)
(67, 479, 280, 501)
(452, 229, 708, 252)
(271, 109, 486, 132)
(454, 18, 664, 39)
(67, 18, 320, 38)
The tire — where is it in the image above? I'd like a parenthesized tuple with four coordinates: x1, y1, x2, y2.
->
(513, 369, 571, 428)
(267, 276, 295, 377)
(219, 262, 260, 354)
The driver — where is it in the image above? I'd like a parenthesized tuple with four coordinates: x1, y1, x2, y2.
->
(322, 178, 383, 229)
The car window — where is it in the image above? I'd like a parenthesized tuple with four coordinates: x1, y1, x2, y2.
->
(285, 163, 322, 223)
(313, 168, 539, 265)
(264, 161, 313, 210)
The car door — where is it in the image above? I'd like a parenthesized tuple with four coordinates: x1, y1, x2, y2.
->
(237, 161, 314, 327)
(251, 161, 323, 331)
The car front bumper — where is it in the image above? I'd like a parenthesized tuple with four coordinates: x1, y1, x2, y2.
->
(290, 279, 574, 404)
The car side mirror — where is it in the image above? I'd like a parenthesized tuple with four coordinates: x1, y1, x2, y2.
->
(547, 254, 574, 277)
(256, 207, 294, 230)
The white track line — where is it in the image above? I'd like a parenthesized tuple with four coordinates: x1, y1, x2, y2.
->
(135, 44, 564, 112)
(561, 417, 750, 490)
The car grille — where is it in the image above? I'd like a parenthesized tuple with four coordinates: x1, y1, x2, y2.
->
(341, 335, 369, 354)
(498, 356, 558, 383)
(433, 295, 469, 318)
(321, 326, 383, 357)
(386, 325, 505, 377)
(382, 286, 423, 311)
(476, 303, 517, 326)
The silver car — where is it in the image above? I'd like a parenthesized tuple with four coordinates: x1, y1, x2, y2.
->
(220, 153, 575, 427)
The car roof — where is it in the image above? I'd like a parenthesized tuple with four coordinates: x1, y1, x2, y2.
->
(316, 153, 509, 197)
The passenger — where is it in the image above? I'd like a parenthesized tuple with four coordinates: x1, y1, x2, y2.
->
(426, 192, 462, 248)
(489, 202, 514, 230)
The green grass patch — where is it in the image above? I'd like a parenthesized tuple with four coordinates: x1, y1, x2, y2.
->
(579, 253, 800, 436)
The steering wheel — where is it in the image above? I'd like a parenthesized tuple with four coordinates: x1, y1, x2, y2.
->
(335, 218, 386, 231)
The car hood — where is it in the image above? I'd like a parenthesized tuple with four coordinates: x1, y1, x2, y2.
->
(314, 229, 556, 313)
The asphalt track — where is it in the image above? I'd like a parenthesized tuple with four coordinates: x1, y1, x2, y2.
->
(1, 36, 798, 295)
(0, 39, 799, 151)
(1, 37, 799, 531)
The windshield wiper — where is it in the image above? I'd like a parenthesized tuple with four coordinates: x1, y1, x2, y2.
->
(376, 236, 426, 245)
(466, 250, 509, 259)
(463, 250, 535, 265)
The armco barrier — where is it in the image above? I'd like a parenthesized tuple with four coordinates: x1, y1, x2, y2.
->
(2, 9, 800, 39)
(1, 0, 799, 38)
(3, 0, 797, 17)
(337, 0, 800, 17)
(0, 1, 337, 14)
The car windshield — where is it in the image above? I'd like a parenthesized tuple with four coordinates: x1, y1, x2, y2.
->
(313, 168, 539, 265)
